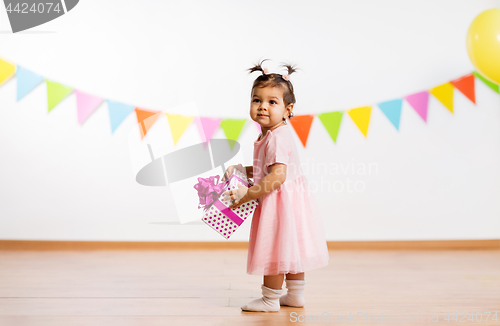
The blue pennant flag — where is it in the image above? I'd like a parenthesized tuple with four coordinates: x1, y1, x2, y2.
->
(16, 66, 44, 101)
(377, 99, 403, 131)
(106, 99, 135, 134)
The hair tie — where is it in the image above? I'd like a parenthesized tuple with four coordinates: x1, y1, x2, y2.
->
(282, 74, 289, 81)
(262, 68, 269, 75)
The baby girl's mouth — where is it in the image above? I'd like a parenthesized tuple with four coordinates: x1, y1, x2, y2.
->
(257, 114, 268, 117)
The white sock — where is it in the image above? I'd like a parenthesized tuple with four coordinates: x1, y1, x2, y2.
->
(241, 284, 282, 312)
(280, 279, 306, 307)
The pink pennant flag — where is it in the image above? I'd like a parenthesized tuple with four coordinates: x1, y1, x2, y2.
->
(194, 116, 222, 146)
(404, 91, 429, 122)
(75, 90, 104, 125)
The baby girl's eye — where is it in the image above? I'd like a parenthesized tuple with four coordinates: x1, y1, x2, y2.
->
(253, 99, 260, 103)
(270, 100, 277, 105)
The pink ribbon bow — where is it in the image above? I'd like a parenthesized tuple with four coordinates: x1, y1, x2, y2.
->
(193, 175, 227, 211)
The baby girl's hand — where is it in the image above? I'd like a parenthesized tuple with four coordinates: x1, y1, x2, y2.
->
(223, 184, 250, 209)
(221, 163, 245, 182)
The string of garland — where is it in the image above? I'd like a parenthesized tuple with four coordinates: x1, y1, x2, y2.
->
(0, 57, 499, 148)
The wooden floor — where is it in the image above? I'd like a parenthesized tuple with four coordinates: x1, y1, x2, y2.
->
(0, 249, 499, 325)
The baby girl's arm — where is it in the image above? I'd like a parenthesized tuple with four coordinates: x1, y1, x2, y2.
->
(246, 164, 286, 200)
(244, 166, 254, 179)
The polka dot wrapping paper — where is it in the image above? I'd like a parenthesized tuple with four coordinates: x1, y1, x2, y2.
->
(200, 168, 258, 240)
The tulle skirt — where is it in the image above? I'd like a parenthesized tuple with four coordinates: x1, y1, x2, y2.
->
(246, 174, 330, 275)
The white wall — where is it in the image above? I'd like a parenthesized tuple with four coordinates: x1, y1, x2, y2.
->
(0, 0, 499, 241)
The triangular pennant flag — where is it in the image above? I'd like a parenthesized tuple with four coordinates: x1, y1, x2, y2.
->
(220, 119, 247, 150)
(74, 89, 104, 125)
(377, 99, 403, 131)
(429, 82, 454, 113)
(0, 58, 16, 86)
(165, 113, 194, 146)
(192, 116, 206, 142)
(347, 106, 371, 138)
(289, 115, 315, 147)
(450, 73, 475, 104)
(317, 111, 343, 143)
(16, 66, 44, 101)
(404, 91, 429, 122)
(473, 71, 499, 94)
(135, 107, 162, 139)
(195, 117, 222, 146)
(106, 99, 135, 134)
(46, 79, 73, 112)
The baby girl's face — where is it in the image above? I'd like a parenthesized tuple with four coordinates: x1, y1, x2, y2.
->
(250, 86, 290, 129)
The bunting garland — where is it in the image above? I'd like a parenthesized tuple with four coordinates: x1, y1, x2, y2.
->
(317, 111, 343, 143)
(106, 99, 135, 134)
(46, 79, 73, 112)
(289, 114, 315, 147)
(450, 74, 475, 104)
(347, 106, 372, 138)
(16, 66, 44, 101)
(74, 90, 104, 125)
(0, 56, 499, 148)
(404, 91, 429, 123)
(377, 99, 403, 131)
(220, 119, 247, 150)
(430, 82, 454, 113)
(473, 71, 499, 94)
(135, 108, 161, 139)
(165, 113, 194, 145)
(197, 117, 222, 147)
(0, 58, 15, 86)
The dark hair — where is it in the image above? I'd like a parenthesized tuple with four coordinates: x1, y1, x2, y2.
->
(247, 59, 299, 121)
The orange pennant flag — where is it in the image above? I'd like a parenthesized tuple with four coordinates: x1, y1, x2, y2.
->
(347, 106, 371, 138)
(450, 73, 475, 104)
(135, 108, 162, 139)
(289, 115, 314, 148)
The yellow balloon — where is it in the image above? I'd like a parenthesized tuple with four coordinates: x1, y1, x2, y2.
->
(466, 8, 500, 84)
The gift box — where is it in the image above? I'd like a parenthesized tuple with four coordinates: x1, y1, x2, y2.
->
(193, 168, 258, 239)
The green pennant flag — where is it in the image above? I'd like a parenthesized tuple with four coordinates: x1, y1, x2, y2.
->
(46, 79, 73, 112)
(318, 111, 343, 144)
(220, 118, 247, 150)
(473, 71, 499, 94)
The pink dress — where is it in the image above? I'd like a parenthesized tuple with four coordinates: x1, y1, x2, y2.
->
(247, 123, 330, 275)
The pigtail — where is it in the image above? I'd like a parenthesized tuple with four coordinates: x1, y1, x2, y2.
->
(279, 63, 299, 77)
(247, 58, 269, 74)
(279, 63, 298, 122)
